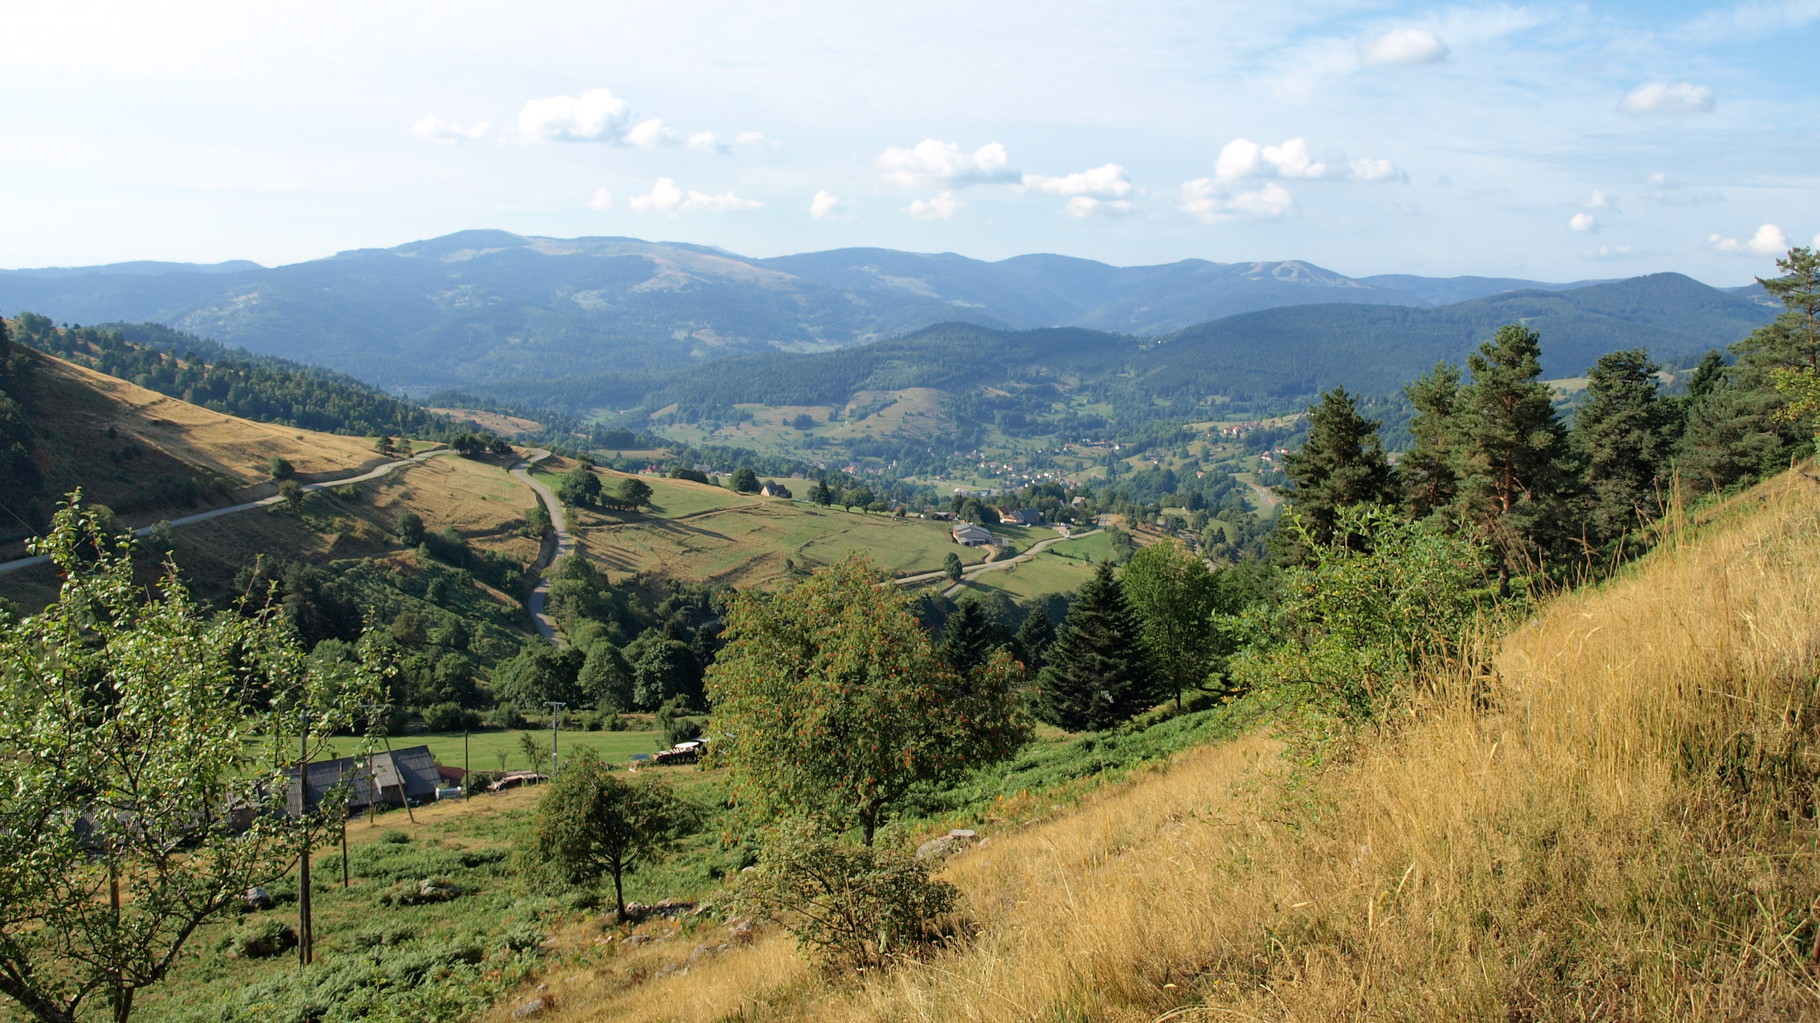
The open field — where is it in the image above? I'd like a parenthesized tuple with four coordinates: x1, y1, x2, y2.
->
(559, 471, 978, 589)
(378, 728, 672, 775)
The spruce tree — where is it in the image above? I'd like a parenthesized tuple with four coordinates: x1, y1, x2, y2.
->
(1573, 348, 1674, 548)
(1036, 563, 1159, 731)
(1276, 386, 1397, 554)
(1013, 609, 1055, 673)
(1401, 363, 1462, 522)
(937, 598, 999, 676)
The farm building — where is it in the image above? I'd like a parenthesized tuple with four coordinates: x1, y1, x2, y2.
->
(283, 745, 442, 817)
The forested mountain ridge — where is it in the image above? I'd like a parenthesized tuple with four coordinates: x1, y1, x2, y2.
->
(0, 229, 1712, 394)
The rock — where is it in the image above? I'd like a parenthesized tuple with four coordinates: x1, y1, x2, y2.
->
(243, 886, 273, 910)
(511, 996, 553, 1019)
(916, 828, 982, 861)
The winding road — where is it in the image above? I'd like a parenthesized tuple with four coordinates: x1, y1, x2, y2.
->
(509, 449, 573, 646)
(0, 446, 452, 576)
(894, 527, 1102, 597)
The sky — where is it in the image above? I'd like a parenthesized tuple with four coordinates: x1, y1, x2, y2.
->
(4, 0, 1817, 285)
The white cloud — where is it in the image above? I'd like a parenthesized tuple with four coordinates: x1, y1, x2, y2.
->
(1021, 164, 1135, 205)
(1619, 81, 1715, 116)
(1361, 28, 1449, 66)
(628, 177, 762, 215)
(624, 118, 676, 149)
(586, 188, 613, 212)
(1179, 179, 1295, 223)
(734, 131, 770, 147)
(412, 115, 488, 143)
(1569, 213, 1598, 232)
(1709, 223, 1789, 255)
(1213, 138, 1401, 183)
(906, 191, 966, 220)
(809, 189, 853, 220)
(880, 140, 1019, 188)
(517, 88, 634, 141)
(1585, 244, 1634, 261)
(1678, 0, 1820, 41)
(687, 131, 724, 153)
(1583, 189, 1618, 210)
(1061, 197, 1134, 218)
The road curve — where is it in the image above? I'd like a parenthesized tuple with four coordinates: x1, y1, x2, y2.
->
(893, 527, 1103, 595)
(510, 448, 573, 647)
(0, 446, 451, 577)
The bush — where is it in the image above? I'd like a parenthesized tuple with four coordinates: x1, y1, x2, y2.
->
(232, 918, 299, 959)
(422, 701, 481, 733)
(735, 820, 959, 972)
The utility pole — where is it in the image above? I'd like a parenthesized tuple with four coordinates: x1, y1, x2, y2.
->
(544, 701, 566, 777)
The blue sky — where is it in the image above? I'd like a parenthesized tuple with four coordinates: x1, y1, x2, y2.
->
(4, 0, 1816, 284)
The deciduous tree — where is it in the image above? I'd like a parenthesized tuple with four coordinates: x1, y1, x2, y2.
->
(530, 748, 683, 918)
(706, 558, 1028, 845)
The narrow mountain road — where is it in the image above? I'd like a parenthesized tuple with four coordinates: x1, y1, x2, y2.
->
(0, 446, 451, 576)
(894, 528, 1102, 596)
(510, 448, 572, 646)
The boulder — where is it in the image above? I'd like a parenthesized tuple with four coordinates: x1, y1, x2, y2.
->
(915, 828, 981, 861)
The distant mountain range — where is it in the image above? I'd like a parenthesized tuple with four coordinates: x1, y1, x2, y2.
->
(0, 230, 1778, 398)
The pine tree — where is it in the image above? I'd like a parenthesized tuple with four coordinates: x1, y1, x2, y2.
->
(1035, 563, 1159, 731)
(1276, 386, 1397, 554)
(1013, 609, 1055, 673)
(1453, 324, 1571, 580)
(937, 598, 999, 676)
(1401, 362, 1463, 522)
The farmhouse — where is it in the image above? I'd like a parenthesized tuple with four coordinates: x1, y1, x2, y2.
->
(283, 745, 442, 817)
(951, 522, 994, 546)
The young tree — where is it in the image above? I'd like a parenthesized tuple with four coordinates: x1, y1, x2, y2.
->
(1572, 348, 1675, 548)
(1754, 247, 1820, 447)
(728, 466, 761, 493)
(1275, 387, 1398, 553)
(942, 551, 964, 583)
(530, 748, 683, 919)
(0, 497, 381, 1023)
(936, 597, 1010, 676)
(1401, 362, 1463, 522)
(1119, 540, 1223, 710)
(706, 558, 1028, 845)
(1036, 562, 1160, 731)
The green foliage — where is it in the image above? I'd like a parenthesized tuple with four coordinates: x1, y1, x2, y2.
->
(1276, 386, 1398, 554)
(228, 920, 299, 960)
(1036, 562, 1160, 731)
(729, 465, 761, 493)
(615, 474, 653, 509)
(1454, 324, 1572, 576)
(530, 748, 684, 917)
(555, 465, 602, 507)
(706, 557, 1030, 845)
(1119, 540, 1228, 708)
(943, 550, 964, 582)
(1573, 348, 1674, 548)
(1229, 504, 1499, 720)
(394, 508, 425, 546)
(0, 495, 382, 1023)
(735, 819, 958, 972)
(268, 455, 295, 481)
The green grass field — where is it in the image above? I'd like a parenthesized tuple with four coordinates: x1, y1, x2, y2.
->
(321, 728, 672, 775)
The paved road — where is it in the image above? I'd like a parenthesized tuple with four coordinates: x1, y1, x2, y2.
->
(894, 528, 1102, 596)
(510, 449, 572, 646)
(0, 447, 451, 577)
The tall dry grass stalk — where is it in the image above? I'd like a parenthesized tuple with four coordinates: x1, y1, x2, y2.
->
(505, 471, 1820, 1023)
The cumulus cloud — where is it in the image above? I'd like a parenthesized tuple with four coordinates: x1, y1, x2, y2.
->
(1569, 213, 1599, 232)
(809, 190, 853, 220)
(880, 140, 1019, 188)
(734, 131, 770, 147)
(1708, 223, 1789, 255)
(686, 131, 725, 153)
(1021, 163, 1134, 199)
(1179, 179, 1295, 223)
(1583, 189, 1618, 210)
(1213, 138, 1403, 183)
(1362, 28, 1449, 66)
(517, 88, 635, 141)
(906, 191, 966, 220)
(1064, 197, 1135, 218)
(412, 115, 489, 143)
(628, 177, 762, 215)
(1620, 81, 1715, 115)
(586, 188, 613, 212)
(624, 118, 676, 149)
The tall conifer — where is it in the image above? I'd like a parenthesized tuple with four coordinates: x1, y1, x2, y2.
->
(1035, 563, 1158, 731)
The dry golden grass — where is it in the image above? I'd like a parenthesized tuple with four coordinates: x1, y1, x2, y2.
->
(508, 468, 1820, 1022)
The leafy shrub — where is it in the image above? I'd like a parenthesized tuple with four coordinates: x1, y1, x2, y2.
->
(735, 820, 958, 971)
(421, 701, 481, 733)
(377, 829, 411, 845)
(231, 919, 299, 959)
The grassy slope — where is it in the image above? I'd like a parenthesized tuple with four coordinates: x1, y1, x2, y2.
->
(509, 467, 1820, 1023)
